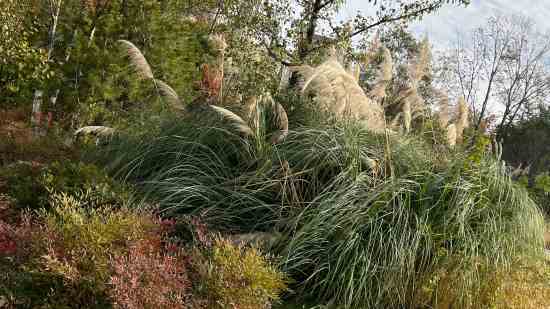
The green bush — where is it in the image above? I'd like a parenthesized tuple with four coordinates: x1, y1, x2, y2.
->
(192, 238, 288, 309)
(0, 192, 161, 307)
(1, 160, 130, 210)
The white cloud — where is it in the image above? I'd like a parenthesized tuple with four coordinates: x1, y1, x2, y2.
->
(339, 0, 550, 47)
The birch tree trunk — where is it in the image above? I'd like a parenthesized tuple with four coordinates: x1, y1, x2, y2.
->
(32, 0, 63, 137)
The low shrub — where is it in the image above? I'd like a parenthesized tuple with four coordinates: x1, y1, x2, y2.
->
(0, 130, 73, 166)
(109, 238, 190, 309)
(0, 192, 163, 307)
(38, 192, 160, 289)
(493, 259, 550, 309)
(1, 160, 130, 210)
(193, 238, 288, 309)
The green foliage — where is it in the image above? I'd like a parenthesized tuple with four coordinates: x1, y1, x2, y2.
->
(0, 0, 53, 106)
(38, 192, 159, 288)
(535, 173, 550, 193)
(464, 133, 491, 168)
(96, 117, 544, 308)
(276, 156, 543, 308)
(1, 160, 129, 211)
(193, 238, 288, 309)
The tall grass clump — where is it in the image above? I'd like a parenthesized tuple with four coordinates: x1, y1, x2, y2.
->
(93, 112, 545, 308)
(91, 115, 284, 232)
(276, 155, 544, 308)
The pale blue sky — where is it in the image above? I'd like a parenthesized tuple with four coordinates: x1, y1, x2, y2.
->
(338, 0, 550, 47)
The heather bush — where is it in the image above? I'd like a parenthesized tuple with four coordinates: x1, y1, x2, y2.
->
(109, 238, 190, 309)
(25, 192, 161, 305)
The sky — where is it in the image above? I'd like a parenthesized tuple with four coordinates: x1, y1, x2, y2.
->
(338, 0, 550, 48)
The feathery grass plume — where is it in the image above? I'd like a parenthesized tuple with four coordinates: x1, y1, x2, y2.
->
(446, 123, 457, 147)
(368, 46, 393, 101)
(118, 40, 153, 79)
(398, 87, 426, 126)
(245, 94, 289, 144)
(208, 34, 228, 52)
(402, 100, 412, 133)
(74, 126, 115, 137)
(456, 97, 469, 142)
(436, 91, 450, 129)
(294, 56, 385, 132)
(154, 79, 185, 112)
(390, 113, 402, 130)
(210, 105, 253, 137)
(408, 37, 432, 85)
(265, 95, 289, 144)
(246, 96, 260, 134)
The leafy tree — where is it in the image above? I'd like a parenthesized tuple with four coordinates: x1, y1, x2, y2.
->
(0, 0, 53, 107)
(25, 0, 212, 126)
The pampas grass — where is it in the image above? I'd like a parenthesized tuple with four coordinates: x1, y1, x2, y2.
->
(437, 91, 450, 129)
(210, 105, 253, 137)
(368, 46, 393, 101)
(403, 100, 412, 133)
(118, 40, 153, 79)
(294, 56, 385, 132)
(456, 96, 469, 141)
(155, 79, 185, 112)
(74, 126, 115, 137)
(409, 37, 431, 85)
(446, 123, 457, 147)
(267, 96, 289, 144)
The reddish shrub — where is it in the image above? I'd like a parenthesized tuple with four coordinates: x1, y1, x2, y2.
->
(109, 239, 190, 309)
(0, 215, 35, 262)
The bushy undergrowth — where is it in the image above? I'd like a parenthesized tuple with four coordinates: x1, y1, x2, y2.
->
(92, 117, 546, 308)
(193, 238, 288, 309)
(0, 160, 130, 211)
(0, 190, 288, 308)
(109, 238, 190, 309)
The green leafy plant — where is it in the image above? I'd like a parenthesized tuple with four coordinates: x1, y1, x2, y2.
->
(193, 238, 288, 309)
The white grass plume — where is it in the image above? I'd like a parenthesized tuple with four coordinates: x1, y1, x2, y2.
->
(118, 40, 153, 79)
(155, 79, 185, 112)
(245, 95, 289, 144)
(210, 105, 253, 137)
(368, 46, 393, 101)
(74, 126, 115, 137)
(402, 100, 412, 133)
(408, 37, 431, 85)
(456, 96, 469, 141)
(446, 124, 457, 147)
(436, 91, 450, 129)
(294, 57, 385, 132)
(266, 95, 289, 144)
